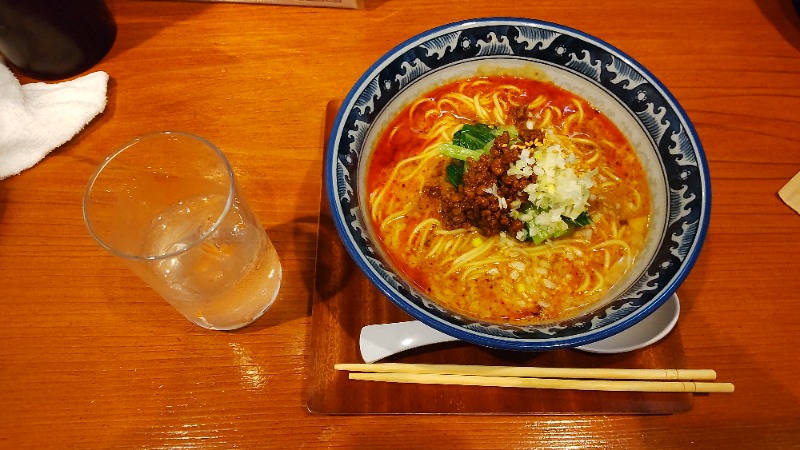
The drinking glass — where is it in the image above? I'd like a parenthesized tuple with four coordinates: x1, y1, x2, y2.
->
(83, 132, 282, 330)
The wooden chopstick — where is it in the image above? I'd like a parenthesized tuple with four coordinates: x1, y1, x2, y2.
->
(346, 372, 734, 393)
(335, 363, 717, 381)
(334, 363, 734, 393)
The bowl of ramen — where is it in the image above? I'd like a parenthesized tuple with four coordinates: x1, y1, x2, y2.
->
(325, 17, 710, 350)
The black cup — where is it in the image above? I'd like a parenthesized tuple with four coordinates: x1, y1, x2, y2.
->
(0, 0, 116, 80)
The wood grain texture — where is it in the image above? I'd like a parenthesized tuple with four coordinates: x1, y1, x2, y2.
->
(1, 0, 800, 448)
(307, 150, 692, 415)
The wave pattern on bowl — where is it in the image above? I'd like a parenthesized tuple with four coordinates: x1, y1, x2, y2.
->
(326, 18, 710, 349)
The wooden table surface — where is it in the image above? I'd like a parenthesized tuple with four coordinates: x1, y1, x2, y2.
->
(2, 0, 800, 448)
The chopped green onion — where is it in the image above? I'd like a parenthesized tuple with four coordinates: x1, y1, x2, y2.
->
(513, 203, 592, 243)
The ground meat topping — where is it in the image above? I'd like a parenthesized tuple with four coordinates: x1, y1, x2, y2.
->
(434, 131, 536, 237)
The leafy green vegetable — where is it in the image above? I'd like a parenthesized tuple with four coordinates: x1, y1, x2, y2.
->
(494, 125, 520, 140)
(439, 143, 484, 162)
(562, 211, 592, 228)
(438, 123, 521, 161)
(445, 160, 465, 188)
(453, 123, 496, 150)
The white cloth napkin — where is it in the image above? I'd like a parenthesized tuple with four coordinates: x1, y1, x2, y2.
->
(0, 64, 109, 179)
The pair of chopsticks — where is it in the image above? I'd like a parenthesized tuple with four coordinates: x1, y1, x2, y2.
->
(335, 363, 734, 393)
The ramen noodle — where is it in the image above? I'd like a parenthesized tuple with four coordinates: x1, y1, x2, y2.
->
(367, 76, 651, 324)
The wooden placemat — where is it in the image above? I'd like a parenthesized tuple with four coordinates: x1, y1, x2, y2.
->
(305, 101, 693, 415)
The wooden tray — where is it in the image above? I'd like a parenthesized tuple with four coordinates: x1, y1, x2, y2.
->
(304, 101, 693, 415)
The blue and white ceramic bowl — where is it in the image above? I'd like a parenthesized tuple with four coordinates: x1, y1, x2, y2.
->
(325, 17, 710, 351)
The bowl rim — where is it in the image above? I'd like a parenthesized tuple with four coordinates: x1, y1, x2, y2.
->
(325, 17, 711, 350)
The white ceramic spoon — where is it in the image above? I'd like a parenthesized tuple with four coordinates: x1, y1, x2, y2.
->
(359, 294, 680, 363)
